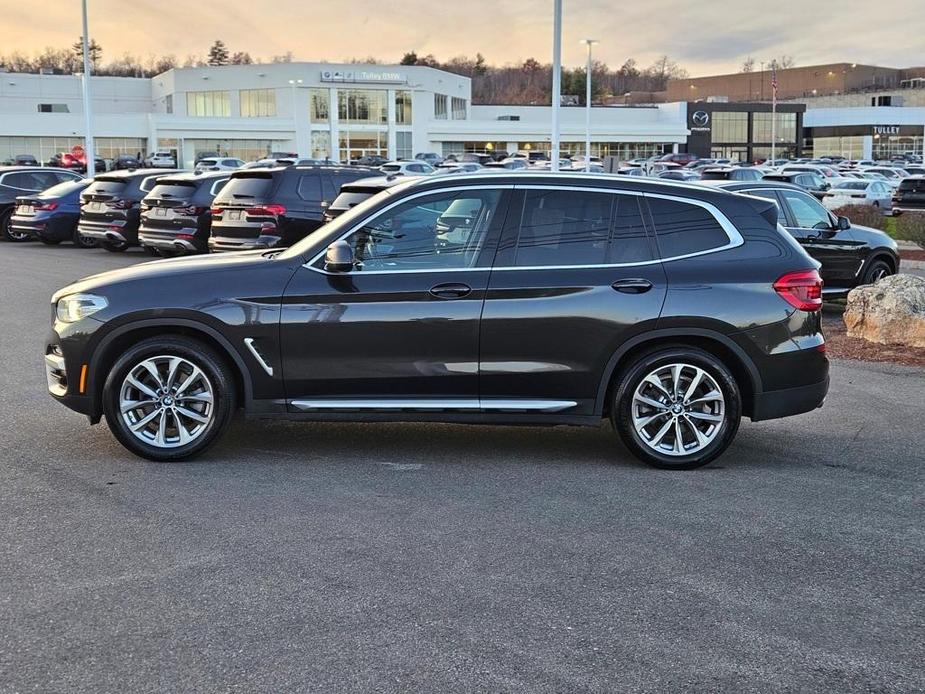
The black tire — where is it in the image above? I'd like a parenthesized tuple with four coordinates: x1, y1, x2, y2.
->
(143, 246, 161, 257)
(102, 239, 129, 252)
(72, 228, 100, 248)
(102, 336, 236, 461)
(861, 258, 892, 285)
(39, 237, 62, 245)
(1, 210, 29, 242)
(611, 346, 742, 470)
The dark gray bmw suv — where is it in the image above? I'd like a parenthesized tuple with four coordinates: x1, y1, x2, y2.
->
(47, 172, 828, 469)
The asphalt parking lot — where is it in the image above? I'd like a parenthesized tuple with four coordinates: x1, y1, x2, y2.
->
(0, 244, 923, 693)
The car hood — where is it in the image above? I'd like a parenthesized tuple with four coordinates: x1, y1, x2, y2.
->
(52, 250, 281, 302)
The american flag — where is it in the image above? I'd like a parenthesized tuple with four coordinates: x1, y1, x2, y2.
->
(771, 64, 779, 97)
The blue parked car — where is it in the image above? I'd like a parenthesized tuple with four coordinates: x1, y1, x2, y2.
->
(10, 179, 97, 248)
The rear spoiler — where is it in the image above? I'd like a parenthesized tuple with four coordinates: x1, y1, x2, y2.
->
(739, 195, 781, 227)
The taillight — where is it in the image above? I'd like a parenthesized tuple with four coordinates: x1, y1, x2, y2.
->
(774, 269, 823, 311)
(245, 203, 286, 216)
(210, 206, 223, 216)
(105, 199, 133, 210)
(35, 202, 58, 211)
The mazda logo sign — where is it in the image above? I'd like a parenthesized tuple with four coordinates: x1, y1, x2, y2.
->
(692, 111, 710, 127)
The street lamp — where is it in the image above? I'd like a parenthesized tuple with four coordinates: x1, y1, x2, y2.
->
(288, 79, 303, 156)
(580, 39, 598, 172)
(550, 0, 562, 171)
(79, 0, 95, 177)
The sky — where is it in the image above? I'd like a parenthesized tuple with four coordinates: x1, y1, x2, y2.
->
(3, 0, 923, 75)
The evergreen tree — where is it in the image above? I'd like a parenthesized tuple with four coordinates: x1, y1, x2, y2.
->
(207, 40, 230, 66)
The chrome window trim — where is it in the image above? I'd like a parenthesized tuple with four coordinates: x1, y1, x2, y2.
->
(290, 398, 578, 413)
(303, 181, 744, 276)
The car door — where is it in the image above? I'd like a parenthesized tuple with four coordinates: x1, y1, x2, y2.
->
(479, 186, 666, 416)
(279, 185, 511, 409)
(777, 188, 865, 287)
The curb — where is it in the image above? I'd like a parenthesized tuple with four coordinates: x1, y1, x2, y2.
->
(902, 259, 925, 270)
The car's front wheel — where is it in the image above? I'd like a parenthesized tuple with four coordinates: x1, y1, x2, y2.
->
(612, 346, 742, 470)
(861, 258, 892, 285)
(102, 336, 236, 461)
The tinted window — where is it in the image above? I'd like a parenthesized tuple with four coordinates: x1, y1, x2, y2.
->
(83, 179, 127, 196)
(741, 189, 783, 222)
(147, 182, 196, 199)
(209, 179, 229, 197)
(331, 191, 374, 209)
(2, 170, 61, 191)
(329, 190, 501, 272)
(610, 195, 654, 263)
(515, 190, 613, 266)
(646, 197, 729, 257)
(780, 190, 832, 230)
(215, 175, 273, 202)
(297, 174, 323, 201)
(899, 178, 925, 192)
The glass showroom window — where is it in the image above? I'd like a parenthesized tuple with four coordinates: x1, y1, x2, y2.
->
(810, 136, 865, 160)
(396, 132, 413, 159)
(186, 90, 231, 117)
(240, 88, 277, 118)
(451, 97, 467, 120)
(395, 90, 412, 124)
(753, 112, 796, 143)
(434, 94, 448, 120)
(309, 89, 329, 123)
(311, 131, 332, 160)
(95, 138, 146, 160)
(712, 112, 748, 143)
(338, 90, 387, 125)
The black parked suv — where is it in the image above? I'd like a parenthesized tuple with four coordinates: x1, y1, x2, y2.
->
(47, 173, 829, 469)
(891, 176, 925, 215)
(208, 165, 375, 252)
(704, 180, 899, 295)
(138, 171, 230, 255)
(322, 175, 413, 222)
(1, 166, 84, 241)
(77, 169, 179, 252)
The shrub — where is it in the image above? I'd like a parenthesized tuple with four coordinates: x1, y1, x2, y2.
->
(895, 212, 925, 247)
(829, 204, 887, 230)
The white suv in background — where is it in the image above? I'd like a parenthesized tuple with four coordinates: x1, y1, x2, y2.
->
(144, 151, 177, 168)
(379, 161, 435, 176)
(194, 157, 245, 173)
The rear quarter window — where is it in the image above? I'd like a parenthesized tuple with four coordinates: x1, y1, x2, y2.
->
(645, 197, 731, 258)
(297, 174, 323, 201)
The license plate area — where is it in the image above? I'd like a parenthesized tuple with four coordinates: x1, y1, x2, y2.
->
(227, 210, 243, 221)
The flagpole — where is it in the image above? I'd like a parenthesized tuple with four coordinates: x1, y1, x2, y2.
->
(770, 61, 777, 164)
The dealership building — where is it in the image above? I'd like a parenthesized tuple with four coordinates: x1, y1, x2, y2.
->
(0, 60, 922, 166)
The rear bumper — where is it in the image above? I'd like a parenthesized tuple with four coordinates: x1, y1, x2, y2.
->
(891, 205, 925, 215)
(78, 219, 135, 244)
(751, 373, 829, 421)
(209, 234, 281, 253)
(138, 232, 201, 253)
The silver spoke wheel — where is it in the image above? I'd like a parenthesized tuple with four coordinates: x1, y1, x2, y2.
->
(631, 363, 725, 457)
(119, 355, 214, 449)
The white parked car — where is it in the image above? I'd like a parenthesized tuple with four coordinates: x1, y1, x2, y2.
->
(144, 151, 176, 168)
(379, 161, 435, 176)
(432, 162, 484, 175)
(860, 167, 908, 188)
(822, 180, 894, 211)
(194, 157, 245, 173)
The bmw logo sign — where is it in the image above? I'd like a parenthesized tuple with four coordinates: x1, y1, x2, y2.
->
(692, 111, 710, 127)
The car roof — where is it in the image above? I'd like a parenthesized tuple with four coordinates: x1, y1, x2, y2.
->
(0, 165, 78, 173)
(95, 168, 179, 180)
(698, 179, 806, 193)
(155, 171, 230, 183)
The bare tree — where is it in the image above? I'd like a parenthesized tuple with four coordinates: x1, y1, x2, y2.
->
(741, 56, 755, 73)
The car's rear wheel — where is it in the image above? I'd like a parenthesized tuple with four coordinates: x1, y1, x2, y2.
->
(102, 336, 236, 461)
(1, 211, 30, 242)
(612, 346, 741, 470)
(101, 239, 128, 252)
(861, 258, 892, 285)
(72, 229, 99, 248)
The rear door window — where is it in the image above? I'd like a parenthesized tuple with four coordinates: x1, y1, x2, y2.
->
(645, 197, 730, 257)
(740, 189, 784, 223)
(514, 189, 613, 266)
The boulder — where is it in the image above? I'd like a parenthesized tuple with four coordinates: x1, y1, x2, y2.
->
(843, 274, 925, 347)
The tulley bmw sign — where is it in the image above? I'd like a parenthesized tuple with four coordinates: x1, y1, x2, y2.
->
(320, 70, 407, 84)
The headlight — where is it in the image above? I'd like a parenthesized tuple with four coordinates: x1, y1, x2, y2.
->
(56, 293, 108, 323)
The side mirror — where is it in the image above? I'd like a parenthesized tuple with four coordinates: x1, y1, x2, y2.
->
(837, 216, 851, 231)
(324, 240, 355, 272)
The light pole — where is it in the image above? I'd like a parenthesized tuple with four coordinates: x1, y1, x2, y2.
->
(580, 39, 598, 172)
(79, 0, 95, 177)
(550, 0, 562, 171)
(288, 79, 303, 155)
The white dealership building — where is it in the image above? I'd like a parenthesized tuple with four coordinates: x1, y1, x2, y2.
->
(2, 61, 922, 167)
(0, 62, 689, 167)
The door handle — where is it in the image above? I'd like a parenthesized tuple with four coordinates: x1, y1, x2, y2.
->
(611, 278, 653, 294)
(429, 282, 472, 299)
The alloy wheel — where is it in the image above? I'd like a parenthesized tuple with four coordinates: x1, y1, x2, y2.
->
(631, 363, 725, 457)
(119, 355, 215, 448)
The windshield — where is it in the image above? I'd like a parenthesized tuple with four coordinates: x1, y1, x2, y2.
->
(278, 181, 418, 260)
